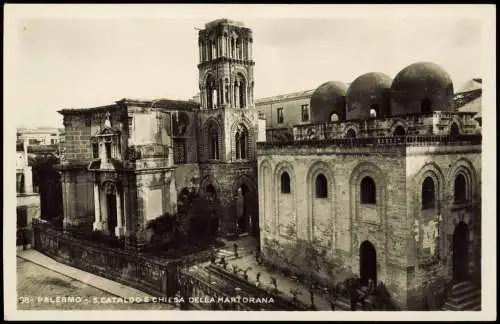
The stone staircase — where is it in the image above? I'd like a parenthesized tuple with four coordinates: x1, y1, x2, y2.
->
(442, 282, 481, 311)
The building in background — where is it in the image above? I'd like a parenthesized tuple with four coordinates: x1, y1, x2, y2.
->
(17, 127, 63, 146)
(16, 139, 41, 247)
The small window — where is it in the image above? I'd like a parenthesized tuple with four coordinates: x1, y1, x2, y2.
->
(105, 142, 112, 159)
(330, 113, 339, 122)
(315, 174, 328, 198)
(360, 176, 376, 204)
(454, 173, 467, 204)
(128, 116, 133, 135)
(346, 129, 356, 138)
(370, 104, 378, 118)
(301, 104, 309, 122)
(281, 172, 291, 194)
(422, 177, 436, 209)
(174, 139, 187, 164)
(92, 143, 99, 159)
(277, 108, 284, 124)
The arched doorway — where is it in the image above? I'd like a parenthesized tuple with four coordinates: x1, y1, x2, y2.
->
(360, 241, 377, 285)
(234, 180, 259, 238)
(453, 222, 469, 282)
(102, 182, 118, 237)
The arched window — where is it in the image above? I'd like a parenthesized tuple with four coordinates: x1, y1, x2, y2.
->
(281, 172, 291, 194)
(235, 127, 248, 160)
(330, 113, 339, 122)
(454, 173, 467, 204)
(370, 104, 378, 118)
(393, 125, 406, 136)
(360, 176, 376, 204)
(421, 97, 432, 113)
(315, 174, 328, 198)
(422, 177, 436, 209)
(209, 126, 219, 160)
(450, 123, 460, 138)
(346, 129, 356, 138)
(206, 76, 217, 109)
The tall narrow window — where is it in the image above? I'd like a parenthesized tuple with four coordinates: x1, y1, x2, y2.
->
(315, 174, 328, 198)
(422, 177, 436, 209)
(281, 172, 291, 194)
(301, 104, 309, 122)
(128, 116, 133, 135)
(454, 173, 467, 204)
(360, 176, 376, 204)
(235, 129, 248, 160)
(277, 108, 284, 124)
(450, 123, 460, 138)
(105, 142, 111, 159)
(209, 128, 219, 160)
(92, 143, 99, 159)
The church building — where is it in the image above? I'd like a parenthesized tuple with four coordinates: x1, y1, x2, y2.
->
(57, 19, 264, 249)
(256, 63, 482, 309)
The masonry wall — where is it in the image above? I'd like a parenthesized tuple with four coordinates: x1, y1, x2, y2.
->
(404, 145, 482, 309)
(62, 108, 126, 164)
(60, 168, 95, 232)
(134, 168, 177, 244)
(257, 146, 410, 306)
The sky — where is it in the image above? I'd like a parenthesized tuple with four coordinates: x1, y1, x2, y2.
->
(5, 5, 488, 128)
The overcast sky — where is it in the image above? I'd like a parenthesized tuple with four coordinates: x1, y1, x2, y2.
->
(5, 5, 489, 128)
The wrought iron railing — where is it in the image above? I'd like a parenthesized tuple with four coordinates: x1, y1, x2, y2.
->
(257, 134, 482, 149)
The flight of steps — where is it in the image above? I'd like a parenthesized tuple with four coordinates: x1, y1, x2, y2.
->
(442, 282, 481, 311)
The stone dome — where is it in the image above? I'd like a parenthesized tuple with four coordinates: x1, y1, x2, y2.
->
(390, 62, 454, 116)
(346, 72, 392, 120)
(310, 81, 348, 122)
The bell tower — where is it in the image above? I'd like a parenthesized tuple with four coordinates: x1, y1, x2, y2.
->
(197, 18, 258, 163)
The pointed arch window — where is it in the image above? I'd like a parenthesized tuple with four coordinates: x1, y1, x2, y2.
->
(235, 126, 249, 160)
(209, 126, 219, 160)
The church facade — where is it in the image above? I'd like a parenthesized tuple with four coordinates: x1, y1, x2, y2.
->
(57, 19, 264, 249)
(257, 64, 482, 309)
